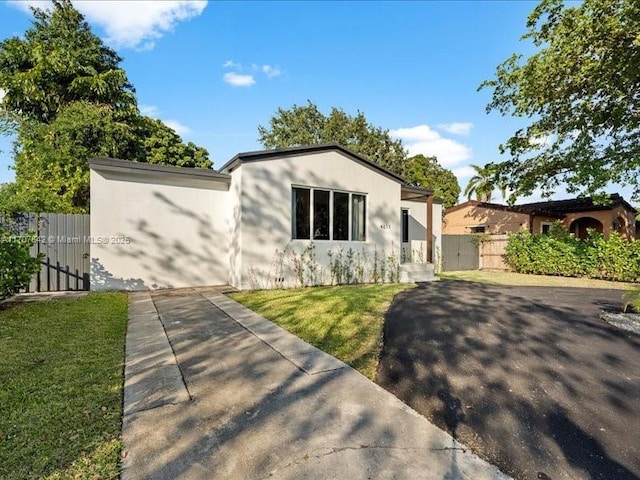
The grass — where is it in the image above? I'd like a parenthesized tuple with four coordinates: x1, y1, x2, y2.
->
(439, 270, 640, 290)
(0, 292, 128, 480)
(623, 290, 640, 313)
(230, 283, 413, 379)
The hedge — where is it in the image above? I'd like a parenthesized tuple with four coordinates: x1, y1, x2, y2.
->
(0, 227, 42, 299)
(505, 223, 640, 283)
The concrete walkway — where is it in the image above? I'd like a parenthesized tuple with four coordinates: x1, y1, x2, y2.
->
(121, 288, 511, 480)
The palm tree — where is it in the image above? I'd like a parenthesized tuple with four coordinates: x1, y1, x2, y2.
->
(464, 164, 496, 202)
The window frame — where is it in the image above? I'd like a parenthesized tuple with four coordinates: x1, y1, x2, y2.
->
(291, 186, 367, 242)
(540, 222, 553, 234)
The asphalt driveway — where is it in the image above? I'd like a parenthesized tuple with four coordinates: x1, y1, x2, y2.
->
(376, 280, 640, 480)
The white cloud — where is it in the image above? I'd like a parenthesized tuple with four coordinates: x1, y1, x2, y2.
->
(223, 60, 241, 69)
(452, 165, 477, 179)
(9, 1, 208, 50)
(390, 124, 472, 167)
(437, 122, 473, 136)
(163, 119, 191, 136)
(0, 88, 5, 102)
(139, 104, 160, 116)
(262, 64, 281, 78)
(223, 72, 255, 87)
(7, 1, 47, 14)
(80, 1, 207, 50)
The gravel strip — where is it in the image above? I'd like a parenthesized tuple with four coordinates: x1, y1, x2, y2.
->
(600, 311, 640, 335)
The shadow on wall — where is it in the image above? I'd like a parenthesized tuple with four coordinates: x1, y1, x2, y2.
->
(91, 257, 149, 290)
(94, 190, 229, 290)
(377, 282, 640, 479)
(238, 160, 403, 288)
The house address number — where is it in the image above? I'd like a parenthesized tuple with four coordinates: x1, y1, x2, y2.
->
(379, 224, 391, 230)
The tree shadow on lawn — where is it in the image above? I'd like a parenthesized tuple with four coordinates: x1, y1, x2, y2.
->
(377, 280, 640, 480)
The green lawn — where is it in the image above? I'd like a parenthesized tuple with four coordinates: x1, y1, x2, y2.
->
(439, 270, 639, 290)
(0, 293, 128, 480)
(230, 284, 413, 379)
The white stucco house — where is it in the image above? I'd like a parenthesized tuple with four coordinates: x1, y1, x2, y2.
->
(89, 143, 442, 291)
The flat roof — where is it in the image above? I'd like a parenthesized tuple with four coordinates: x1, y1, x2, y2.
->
(89, 157, 231, 182)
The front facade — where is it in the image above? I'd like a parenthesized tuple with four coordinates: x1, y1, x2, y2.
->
(90, 144, 441, 291)
(444, 196, 637, 241)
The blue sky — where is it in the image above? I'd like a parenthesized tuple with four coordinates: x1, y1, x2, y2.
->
(0, 0, 633, 203)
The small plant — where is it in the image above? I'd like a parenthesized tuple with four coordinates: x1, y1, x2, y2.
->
(303, 242, 319, 285)
(386, 249, 400, 283)
(355, 248, 366, 284)
(371, 247, 380, 283)
(622, 290, 640, 313)
(344, 248, 355, 284)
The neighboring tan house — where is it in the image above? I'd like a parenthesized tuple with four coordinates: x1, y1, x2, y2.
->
(89, 143, 442, 291)
(443, 194, 637, 241)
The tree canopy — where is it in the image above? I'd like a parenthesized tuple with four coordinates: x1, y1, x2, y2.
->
(403, 154, 460, 208)
(0, 0, 136, 124)
(481, 0, 640, 202)
(0, 0, 211, 213)
(258, 101, 408, 175)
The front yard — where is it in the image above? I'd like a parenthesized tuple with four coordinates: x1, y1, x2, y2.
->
(231, 283, 413, 379)
(0, 293, 128, 480)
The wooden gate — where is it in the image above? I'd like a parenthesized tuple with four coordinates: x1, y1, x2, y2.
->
(1, 213, 90, 292)
(441, 235, 479, 271)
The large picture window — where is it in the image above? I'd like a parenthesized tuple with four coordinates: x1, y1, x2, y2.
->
(292, 187, 366, 241)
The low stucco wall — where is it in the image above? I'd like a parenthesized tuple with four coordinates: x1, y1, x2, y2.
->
(90, 168, 231, 290)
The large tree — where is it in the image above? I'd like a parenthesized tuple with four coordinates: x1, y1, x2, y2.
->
(258, 101, 408, 175)
(11, 101, 141, 213)
(0, 0, 211, 213)
(0, 0, 136, 124)
(404, 154, 460, 208)
(481, 0, 640, 202)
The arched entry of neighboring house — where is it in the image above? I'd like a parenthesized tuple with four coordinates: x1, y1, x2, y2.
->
(569, 217, 603, 239)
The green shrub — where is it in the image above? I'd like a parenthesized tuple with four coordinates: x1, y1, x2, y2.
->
(622, 290, 640, 313)
(0, 227, 42, 298)
(505, 224, 640, 283)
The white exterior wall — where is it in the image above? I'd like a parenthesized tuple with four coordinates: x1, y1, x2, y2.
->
(399, 200, 442, 268)
(236, 151, 402, 289)
(90, 168, 230, 290)
(228, 166, 243, 288)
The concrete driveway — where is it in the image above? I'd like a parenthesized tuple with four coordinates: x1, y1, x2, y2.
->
(376, 281, 640, 480)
